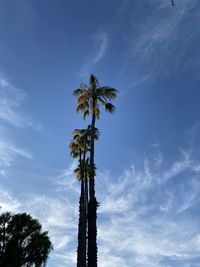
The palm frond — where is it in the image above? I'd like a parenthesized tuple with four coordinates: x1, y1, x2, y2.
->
(83, 158, 97, 178)
(80, 83, 89, 90)
(73, 88, 85, 97)
(76, 97, 89, 115)
(70, 150, 79, 158)
(86, 125, 100, 141)
(74, 166, 81, 180)
(83, 109, 89, 119)
(73, 128, 86, 138)
(98, 96, 107, 106)
(105, 102, 116, 113)
(72, 129, 81, 137)
(77, 94, 89, 103)
(69, 141, 79, 151)
(93, 127, 100, 140)
(76, 103, 88, 113)
(97, 87, 118, 100)
(90, 74, 99, 87)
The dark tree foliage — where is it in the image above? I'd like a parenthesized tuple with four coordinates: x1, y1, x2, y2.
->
(0, 212, 53, 267)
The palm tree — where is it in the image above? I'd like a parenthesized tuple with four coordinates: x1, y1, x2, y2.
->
(69, 130, 87, 267)
(74, 157, 97, 262)
(74, 74, 118, 267)
(69, 126, 100, 267)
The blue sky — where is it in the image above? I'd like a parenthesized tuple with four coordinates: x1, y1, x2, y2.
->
(0, 0, 200, 266)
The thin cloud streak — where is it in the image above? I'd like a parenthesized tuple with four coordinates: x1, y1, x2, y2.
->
(0, 74, 42, 174)
(121, 0, 200, 84)
(0, 141, 32, 174)
(0, 184, 78, 267)
(97, 151, 200, 267)
(0, 76, 42, 130)
(0, 141, 32, 160)
(1, 141, 200, 266)
(93, 32, 109, 64)
(80, 31, 109, 77)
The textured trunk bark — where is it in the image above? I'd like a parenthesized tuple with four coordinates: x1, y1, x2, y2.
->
(82, 140, 87, 267)
(77, 152, 86, 267)
(85, 163, 89, 266)
(88, 95, 98, 267)
(88, 198, 98, 267)
(85, 168, 89, 216)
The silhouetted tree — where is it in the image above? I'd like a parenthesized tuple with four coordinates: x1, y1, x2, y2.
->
(74, 74, 117, 267)
(69, 128, 89, 267)
(0, 212, 52, 267)
(69, 126, 99, 267)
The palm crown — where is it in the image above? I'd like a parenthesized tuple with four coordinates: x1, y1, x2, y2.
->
(74, 158, 96, 181)
(73, 74, 118, 119)
(69, 125, 100, 159)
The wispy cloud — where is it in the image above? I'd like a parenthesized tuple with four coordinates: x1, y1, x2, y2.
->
(122, 0, 200, 82)
(1, 136, 200, 267)
(0, 187, 21, 212)
(0, 76, 41, 130)
(0, 74, 41, 175)
(0, 141, 32, 170)
(96, 147, 200, 267)
(0, 135, 33, 177)
(80, 31, 109, 77)
(93, 31, 109, 64)
(0, 181, 78, 267)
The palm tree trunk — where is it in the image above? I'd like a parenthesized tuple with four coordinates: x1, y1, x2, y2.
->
(77, 152, 86, 267)
(88, 97, 98, 267)
(77, 176, 85, 267)
(84, 164, 89, 266)
(84, 165, 89, 217)
(82, 141, 87, 267)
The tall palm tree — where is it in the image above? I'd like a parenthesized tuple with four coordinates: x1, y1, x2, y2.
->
(69, 126, 100, 267)
(74, 74, 118, 267)
(69, 130, 87, 267)
(74, 157, 97, 262)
